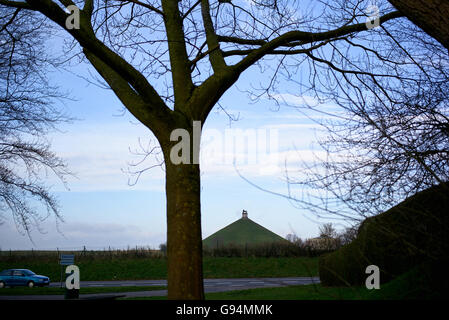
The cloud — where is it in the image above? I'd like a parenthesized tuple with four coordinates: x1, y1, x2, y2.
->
(262, 123, 323, 130)
(0, 220, 165, 250)
(60, 221, 163, 245)
(270, 93, 340, 111)
(44, 104, 334, 190)
(48, 120, 165, 192)
(200, 147, 328, 180)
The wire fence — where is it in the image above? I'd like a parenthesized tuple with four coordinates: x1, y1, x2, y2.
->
(0, 241, 341, 260)
(0, 245, 165, 261)
(0, 244, 160, 251)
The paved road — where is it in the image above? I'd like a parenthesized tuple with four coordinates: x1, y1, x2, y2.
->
(0, 277, 320, 300)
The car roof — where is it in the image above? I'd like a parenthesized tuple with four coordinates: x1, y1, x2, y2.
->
(15, 269, 34, 272)
(1, 269, 32, 272)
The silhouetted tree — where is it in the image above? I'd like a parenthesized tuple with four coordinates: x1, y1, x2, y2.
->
(0, 7, 69, 237)
(159, 243, 167, 255)
(319, 223, 337, 239)
(338, 225, 358, 246)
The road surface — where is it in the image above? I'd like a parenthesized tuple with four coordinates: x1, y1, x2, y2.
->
(0, 277, 320, 300)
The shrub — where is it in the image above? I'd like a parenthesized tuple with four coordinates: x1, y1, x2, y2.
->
(203, 241, 336, 258)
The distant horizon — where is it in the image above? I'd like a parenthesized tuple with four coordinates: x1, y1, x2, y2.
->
(1, 208, 332, 251)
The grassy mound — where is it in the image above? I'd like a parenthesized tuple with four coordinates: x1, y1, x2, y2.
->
(203, 217, 288, 248)
(319, 182, 449, 289)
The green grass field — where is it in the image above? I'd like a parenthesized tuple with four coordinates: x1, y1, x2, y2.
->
(0, 256, 318, 281)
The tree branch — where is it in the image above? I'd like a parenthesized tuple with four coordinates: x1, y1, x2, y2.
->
(0, 7, 21, 32)
(116, 0, 164, 16)
(83, 48, 174, 138)
(20, 0, 171, 118)
(231, 11, 403, 76)
(83, 0, 94, 18)
(0, 0, 32, 9)
(182, 0, 201, 20)
(201, 0, 227, 73)
(161, 0, 194, 107)
(222, 39, 335, 57)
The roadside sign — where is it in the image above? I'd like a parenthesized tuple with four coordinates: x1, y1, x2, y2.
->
(59, 254, 75, 288)
(59, 254, 75, 266)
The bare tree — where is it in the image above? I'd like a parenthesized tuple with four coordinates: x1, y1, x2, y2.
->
(319, 223, 337, 239)
(0, 8, 70, 237)
(0, 0, 416, 299)
(159, 242, 167, 255)
(284, 15, 449, 223)
(338, 225, 358, 246)
(286, 233, 297, 243)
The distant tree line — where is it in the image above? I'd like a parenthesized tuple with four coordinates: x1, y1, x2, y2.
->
(0, 246, 165, 262)
(198, 223, 357, 258)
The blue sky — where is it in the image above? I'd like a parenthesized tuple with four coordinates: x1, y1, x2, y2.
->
(1, 60, 346, 250)
(0, 2, 357, 251)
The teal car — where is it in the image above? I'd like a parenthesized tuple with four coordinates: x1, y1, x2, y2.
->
(0, 269, 50, 288)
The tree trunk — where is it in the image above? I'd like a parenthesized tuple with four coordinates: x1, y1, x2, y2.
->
(388, 0, 449, 51)
(165, 160, 204, 300)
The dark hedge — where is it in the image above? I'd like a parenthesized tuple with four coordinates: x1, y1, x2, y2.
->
(319, 182, 449, 288)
